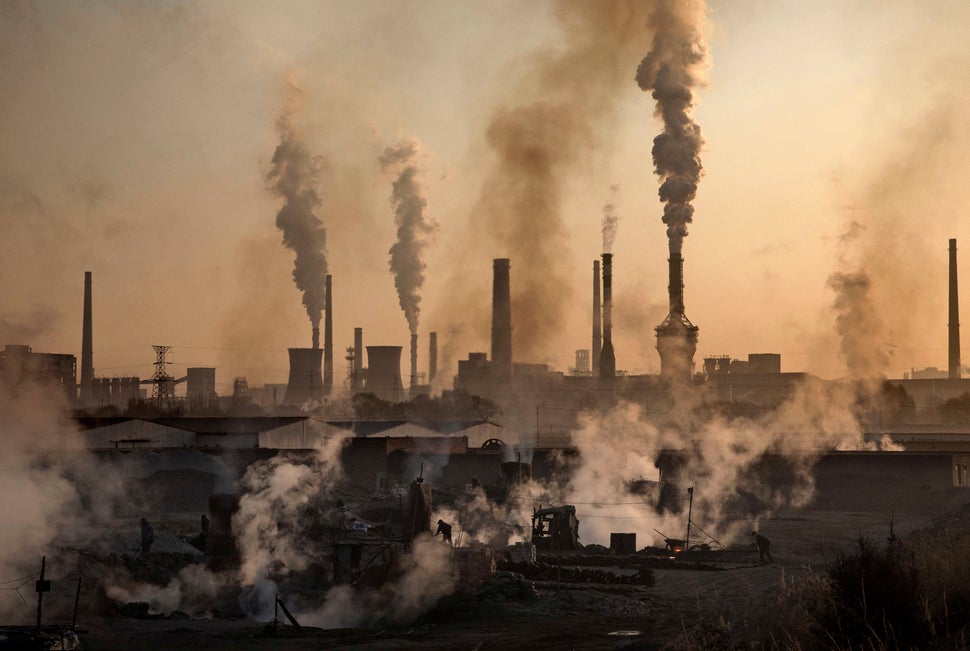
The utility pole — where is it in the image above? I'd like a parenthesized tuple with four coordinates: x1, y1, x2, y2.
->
(685, 487, 694, 552)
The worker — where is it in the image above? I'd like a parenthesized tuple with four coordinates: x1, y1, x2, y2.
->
(436, 519, 453, 545)
(140, 517, 155, 554)
(751, 531, 773, 563)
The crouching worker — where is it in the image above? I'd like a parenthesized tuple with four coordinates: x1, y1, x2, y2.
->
(751, 531, 773, 563)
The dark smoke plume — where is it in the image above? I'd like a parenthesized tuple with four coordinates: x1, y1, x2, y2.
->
(267, 80, 328, 330)
(380, 139, 436, 336)
(828, 270, 890, 378)
(601, 184, 620, 253)
(460, 1, 655, 360)
(635, 0, 708, 256)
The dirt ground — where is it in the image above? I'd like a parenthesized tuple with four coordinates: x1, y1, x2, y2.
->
(67, 495, 966, 651)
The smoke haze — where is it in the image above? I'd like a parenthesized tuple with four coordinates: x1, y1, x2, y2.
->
(601, 184, 620, 253)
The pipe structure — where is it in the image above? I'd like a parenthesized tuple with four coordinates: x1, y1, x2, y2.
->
(951, 238, 962, 379)
(80, 271, 94, 406)
(592, 260, 601, 377)
(353, 327, 363, 391)
(599, 254, 616, 379)
(491, 258, 512, 379)
(324, 274, 333, 391)
(410, 333, 418, 390)
(429, 331, 437, 383)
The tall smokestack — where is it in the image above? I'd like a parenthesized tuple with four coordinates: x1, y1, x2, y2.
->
(429, 331, 437, 383)
(312, 328, 319, 349)
(599, 254, 615, 379)
(950, 238, 961, 379)
(80, 271, 94, 406)
(410, 333, 418, 390)
(655, 250, 699, 382)
(324, 274, 333, 391)
(592, 260, 601, 376)
(491, 258, 512, 379)
(353, 327, 363, 391)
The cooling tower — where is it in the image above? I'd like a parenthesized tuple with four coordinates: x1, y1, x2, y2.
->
(951, 238, 961, 379)
(429, 331, 438, 383)
(80, 271, 94, 406)
(491, 258, 512, 379)
(324, 274, 333, 391)
(284, 347, 324, 406)
(365, 345, 404, 402)
(599, 254, 616, 379)
(655, 252, 699, 382)
(592, 260, 601, 377)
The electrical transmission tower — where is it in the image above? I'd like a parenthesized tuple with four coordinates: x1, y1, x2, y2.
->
(152, 345, 174, 401)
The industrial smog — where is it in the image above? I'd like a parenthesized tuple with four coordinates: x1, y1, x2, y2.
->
(2, 1, 970, 649)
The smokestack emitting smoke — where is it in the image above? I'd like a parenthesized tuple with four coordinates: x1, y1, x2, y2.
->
(324, 274, 333, 390)
(312, 328, 319, 349)
(592, 260, 601, 377)
(601, 185, 620, 253)
(429, 331, 437, 383)
(491, 258, 512, 380)
(380, 140, 436, 337)
(267, 79, 328, 340)
(950, 238, 961, 379)
(637, 1, 707, 382)
(80, 271, 94, 406)
(410, 333, 418, 390)
(599, 253, 616, 379)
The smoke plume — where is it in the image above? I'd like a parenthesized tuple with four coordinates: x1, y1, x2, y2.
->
(601, 184, 620, 253)
(449, 1, 655, 361)
(379, 139, 436, 336)
(635, 0, 708, 256)
(267, 79, 329, 331)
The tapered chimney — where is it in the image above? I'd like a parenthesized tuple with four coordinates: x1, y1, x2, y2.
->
(599, 254, 616, 379)
(491, 258, 512, 379)
(323, 274, 333, 391)
(655, 249, 699, 382)
(352, 327, 363, 391)
(592, 260, 601, 377)
(80, 271, 94, 406)
(950, 238, 961, 379)
(410, 333, 418, 389)
(429, 331, 438, 383)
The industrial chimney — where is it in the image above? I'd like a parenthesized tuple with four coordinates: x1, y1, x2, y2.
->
(284, 347, 324, 406)
(410, 333, 418, 390)
(655, 249, 699, 382)
(429, 331, 437, 384)
(324, 274, 333, 392)
(80, 271, 94, 406)
(353, 327, 363, 391)
(365, 345, 404, 402)
(599, 254, 616, 379)
(950, 238, 961, 379)
(592, 260, 601, 377)
(491, 258, 512, 379)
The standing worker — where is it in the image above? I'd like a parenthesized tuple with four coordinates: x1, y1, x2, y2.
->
(751, 531, 773, 563)
(140, 517, 155, 554)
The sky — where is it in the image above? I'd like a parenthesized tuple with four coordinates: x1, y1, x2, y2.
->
(2, 0, 970, 394)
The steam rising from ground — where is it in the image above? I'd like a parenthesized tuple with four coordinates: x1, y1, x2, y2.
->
(268, 78, 329, 332)
(635, 0, 708, 257)
(380, 139, 436, 336)
(233, 436, 347, 618)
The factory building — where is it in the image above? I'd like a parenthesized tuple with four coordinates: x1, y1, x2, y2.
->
(0, 344, 77, 403)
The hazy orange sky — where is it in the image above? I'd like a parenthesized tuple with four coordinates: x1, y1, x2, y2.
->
(2, 0, 970, 393)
